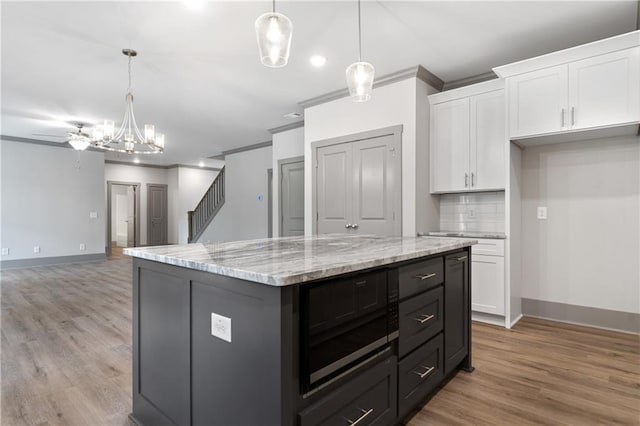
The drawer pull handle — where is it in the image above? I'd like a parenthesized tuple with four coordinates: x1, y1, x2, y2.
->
(414, 365, 435, 379)
(414, 314, 435, 324)
(345, 408, 374, 425)
(414, 272, 436, 281)
(456, 256, 467, 262)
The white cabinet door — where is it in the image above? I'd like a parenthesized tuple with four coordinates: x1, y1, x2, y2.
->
(470, 89, 505, 191)
(568, 47, 640, 130)
(471, 254, 505, 316)
(508, 64, 569, 138)
(430, 98, 470, 192)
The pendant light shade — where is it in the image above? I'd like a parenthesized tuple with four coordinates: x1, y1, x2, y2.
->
(255, 11, 292, 67)
(346, 0, 374, 102)
(346, 61, 375, 102)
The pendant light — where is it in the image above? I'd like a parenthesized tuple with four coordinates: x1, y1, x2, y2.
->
(346, 0, 375, 102)
(255, 0, 293, 67)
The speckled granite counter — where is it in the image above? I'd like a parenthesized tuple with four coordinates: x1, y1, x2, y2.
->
(426, 231, 506, 239)
(124, 234, 476, 286)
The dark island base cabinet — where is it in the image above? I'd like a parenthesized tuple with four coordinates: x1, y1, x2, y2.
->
(130, 247, 472, 426)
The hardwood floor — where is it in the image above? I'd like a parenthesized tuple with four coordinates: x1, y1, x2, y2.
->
(1, 258, 639, 426)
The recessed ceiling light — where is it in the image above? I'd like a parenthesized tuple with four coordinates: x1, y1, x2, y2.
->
(283, 112, 302, 119)
(310, 55, 327, 67)
(199, 161, 205, 167)
(184, 0, 206, 11)
(133, 158, 140, 164)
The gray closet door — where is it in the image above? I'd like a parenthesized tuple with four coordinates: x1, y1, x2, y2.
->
(147, 184, 168, 246)
(317, 144, 353, 234)
(352, 134, 400, 236)
(126, 186, 136, 247)
(280, 160, 305, 236)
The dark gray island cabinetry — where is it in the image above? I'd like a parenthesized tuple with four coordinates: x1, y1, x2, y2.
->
(124, 234, 475, 426)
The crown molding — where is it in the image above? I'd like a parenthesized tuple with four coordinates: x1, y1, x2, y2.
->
(208, 140, 272, 160)
(0, 134, 104, 152)
(268, 120, 305, 134)
(442, 71, 499, 91)
(105, 160, 221, 172)
(298, 65, 444, 109)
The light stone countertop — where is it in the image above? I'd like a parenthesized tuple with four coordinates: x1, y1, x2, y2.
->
(124, 234, 476, 286)
(426, 231, 507, 239)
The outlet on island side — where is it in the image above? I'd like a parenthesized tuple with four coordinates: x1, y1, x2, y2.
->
(537, 206, 548, 220)
(211, 312, 232, 343)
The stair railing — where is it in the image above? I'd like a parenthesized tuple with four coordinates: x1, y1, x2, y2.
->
(188, 166, 225, 243)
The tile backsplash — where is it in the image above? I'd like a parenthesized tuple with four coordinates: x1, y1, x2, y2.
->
(439, 191, 505, 233)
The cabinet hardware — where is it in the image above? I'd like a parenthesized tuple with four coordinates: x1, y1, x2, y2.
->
(456, 256, 468, 262)
(561, 108, 565, 127)
(413, 365, 435, 379)
(471, 172, 475, 187)
(413, 272, 436, 281)
(473, 260, 498, 265)
(345, 224, 352, 229)
(571, 106, 575, 126)
(352, 224, 359, 229)
(464, 173, 469, 187)
(414, 314, 435, 324)
(345, 408, 374, 425)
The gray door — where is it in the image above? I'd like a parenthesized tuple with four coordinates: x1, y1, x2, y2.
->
(315, 128, 401, 237)
(280, 159, 305, 237)
(147, 184, 168, 246)
(126, 186, 136, 247)
(352, 134, 400, 236)
(317, 143, 353, 234)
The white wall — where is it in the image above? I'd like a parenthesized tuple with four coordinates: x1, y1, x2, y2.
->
(0, 140, 106, 260)
(304, 77, 440, 237)
(104, 163, 169, 246)
(167, 167, 179, 244)
(177, 167, 219, 244)
(198, 146, 272, 243)
(272, 126, 304, 237)
(521, 135, 640, 314)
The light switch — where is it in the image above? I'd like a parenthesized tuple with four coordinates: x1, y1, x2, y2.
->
(89, 212, 98, 219)
(211, 313, 232, 343)
(79, 243, 86, 251)
(33, 246, 40, 254)
(537, 206, 547, 220)
(1, 248, 9, 256)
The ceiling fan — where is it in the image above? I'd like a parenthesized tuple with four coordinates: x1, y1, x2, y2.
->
(33, 123, 92, 150)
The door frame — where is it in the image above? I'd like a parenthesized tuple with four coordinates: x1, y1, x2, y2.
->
(107, 180, 141, 255)
(146, 183, 169, 246)
(277, 156, 304, 237)
(310, 124, 403, 235)
(267, 168, 273, 238)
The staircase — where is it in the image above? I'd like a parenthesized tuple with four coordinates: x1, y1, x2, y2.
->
(188, 166, 225, 243)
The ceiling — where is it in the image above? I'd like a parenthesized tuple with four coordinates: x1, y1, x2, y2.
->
(1, 1, 637, 166)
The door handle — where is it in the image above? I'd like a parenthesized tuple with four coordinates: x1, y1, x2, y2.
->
(471, 172, 475, 187)
(561, 108, 565, 127)
(345, 224, 352, 229)
(352, 224, 358, 229)
(571, 106, 575, 126)
(464, 173, 469, 187)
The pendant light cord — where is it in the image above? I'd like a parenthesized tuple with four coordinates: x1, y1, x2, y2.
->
(127, 54, 132, 93)
(358, 0, 362, 62)
(273, 0, 276, 13)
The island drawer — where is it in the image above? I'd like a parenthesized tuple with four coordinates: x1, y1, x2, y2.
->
(298, 357, 397, 426)
(398, 334, 444, 419)
(398, 286, 443, 357)
(398, 257, 444, 299)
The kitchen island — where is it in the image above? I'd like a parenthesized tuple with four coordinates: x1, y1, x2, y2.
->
(125, 234, 475, 426)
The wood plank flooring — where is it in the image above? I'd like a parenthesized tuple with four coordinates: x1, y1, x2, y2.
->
(1, 257, 639, 426)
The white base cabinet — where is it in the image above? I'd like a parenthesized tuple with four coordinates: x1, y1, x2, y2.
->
(470, 239, 505, 316)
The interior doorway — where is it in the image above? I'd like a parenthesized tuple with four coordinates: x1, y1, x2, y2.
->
(107, 181, 141, 256)
(278, 156, 305, 237)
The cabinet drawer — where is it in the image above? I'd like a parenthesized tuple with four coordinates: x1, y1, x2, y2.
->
(398, 334, 444, 419)
(399, 287, 443, 358)
(298, 357, 397, 426)
(399, 257, 444, 299)
(471, 239, 504, 256)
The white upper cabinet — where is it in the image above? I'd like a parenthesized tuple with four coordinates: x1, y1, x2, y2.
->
(430, 79, 506, 194)
(568, 47, 640, 130)
(508, 64, 568, 138)
(471, 90, 506, 190)
(495, 31, 640, 142)
(430, 98, 470, 192)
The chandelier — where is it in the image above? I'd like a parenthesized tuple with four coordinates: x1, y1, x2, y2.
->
(91, 49, 165, 154)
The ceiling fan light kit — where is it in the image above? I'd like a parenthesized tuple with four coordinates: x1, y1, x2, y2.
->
(346, 0, 375, 102)
(91, 49, 165, 154)
(255, 0, 293, 68)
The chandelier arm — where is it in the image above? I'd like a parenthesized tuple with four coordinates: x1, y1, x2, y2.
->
(112, 95, 132, 141)
(127, 102, 147, 143)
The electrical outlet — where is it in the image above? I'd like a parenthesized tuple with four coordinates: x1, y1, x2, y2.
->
(537, 206, 548, 220)
(33, 246, 40, 254)
(89, 211, 98, 219)
(79, 243, 86, 251)
(211, 313, 232, 343)
(1, 248, 9, 256)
